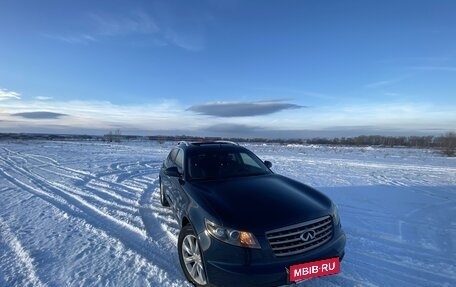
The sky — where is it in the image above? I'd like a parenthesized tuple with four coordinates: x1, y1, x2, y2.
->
(0, 0, 455, 138)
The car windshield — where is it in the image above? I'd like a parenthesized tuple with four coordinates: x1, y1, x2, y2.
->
(187, 149, 271, 180)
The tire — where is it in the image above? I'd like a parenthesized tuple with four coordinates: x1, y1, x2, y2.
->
(178, 224, 208, 286)
(159, 178, 169, 207)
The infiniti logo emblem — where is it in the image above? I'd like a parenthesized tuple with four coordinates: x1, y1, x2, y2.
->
(300, 229, 316, 242)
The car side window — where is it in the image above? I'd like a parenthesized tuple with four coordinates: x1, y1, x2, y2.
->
(167, 148, 179, 166)
(240, 152, 262, 169)
(175, 149, 184, 172)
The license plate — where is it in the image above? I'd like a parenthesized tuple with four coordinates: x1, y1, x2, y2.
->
(289, 257, 340, 282)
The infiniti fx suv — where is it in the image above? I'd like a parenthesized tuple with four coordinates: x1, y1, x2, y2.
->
(159, 141, 345, 287)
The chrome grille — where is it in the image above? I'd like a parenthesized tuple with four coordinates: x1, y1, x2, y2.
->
(266, 216, 333, 257)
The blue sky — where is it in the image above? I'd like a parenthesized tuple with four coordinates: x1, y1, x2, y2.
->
(0, 0, 455, 138)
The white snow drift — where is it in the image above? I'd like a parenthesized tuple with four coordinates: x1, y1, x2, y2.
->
(0, 141, 455, 287)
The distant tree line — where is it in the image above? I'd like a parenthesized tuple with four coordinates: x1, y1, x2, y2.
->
(301, 133, 456, 156)
(149, 133, 456, 156)
(103, 129, 122, 143)
(440, 132, 456, 156)
(305, 135, 434, 147)
(1, 131, 455, 156)
(0, 133, 96, 141)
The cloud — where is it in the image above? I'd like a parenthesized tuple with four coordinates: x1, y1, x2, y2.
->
(1, 99, 200, 132)
(0, 89, 21, 101)
(47, 9, 205, 51)
(365, 78, 406, 88)
(2, 97, 454, 138)
(12, 111, 68, 119)
(365, 74, 412, 89)
(47, 11, 160, 45)
(46, 34, 97, 45)
(35, 96, 53, 101)
(365, 80, 395, 88)
(88, 11, 159, 36)
(187, 100, 304, 117)
(384, 92, 399, 97)
(163, 27, 205, 52)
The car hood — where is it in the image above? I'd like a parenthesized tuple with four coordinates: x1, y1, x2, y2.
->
(190, 174, 332, 234)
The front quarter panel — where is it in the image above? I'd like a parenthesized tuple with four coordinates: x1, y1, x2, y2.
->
(180, 183, 215, 233)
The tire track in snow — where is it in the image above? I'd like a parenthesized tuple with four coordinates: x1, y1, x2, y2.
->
(0, 156, 145, 238)
(3, 148, 143, 222)
(22, 152, 59, 165)
(0, 186, 14, 193)
(300, 267, 380, 287)
(3, 147, 146, 216)
(344, 229, 456, 287)
(0, 150, 189, 286)
(344, 250, 455, 287)
(369, 173, 450, 200)
(0, 218, 45, 287)
(0, 154, 141, 226)
(351, 250, 455, 285)
(139, 182, 180, 248)
(112, 162, 161, 184)
(347, 227, 455, 266)
(2, 142, 454, 287)
(28, 163, 139, 214)
(3, 147, 140, 198)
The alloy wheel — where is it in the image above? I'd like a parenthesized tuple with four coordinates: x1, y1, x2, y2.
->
(181, 234, 207, 285)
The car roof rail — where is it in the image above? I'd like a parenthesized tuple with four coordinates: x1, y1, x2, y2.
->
(190, 141, 239, 146)
(215, 140, 239, 145)
(178, 141, 190, 146)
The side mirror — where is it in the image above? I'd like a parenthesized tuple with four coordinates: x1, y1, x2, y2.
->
(165, 166, 181, 177)
(264, 160, 272, 169)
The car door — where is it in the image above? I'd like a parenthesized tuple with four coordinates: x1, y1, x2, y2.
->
(167, 149, 184, 210)
(163, 148, 179, 206)
(169, 149, 189, 222)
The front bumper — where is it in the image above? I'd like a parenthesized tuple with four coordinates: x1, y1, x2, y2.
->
(198, 229, 346, 287)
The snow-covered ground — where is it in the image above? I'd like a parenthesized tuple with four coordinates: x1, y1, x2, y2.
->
(0, 141, 455, 287)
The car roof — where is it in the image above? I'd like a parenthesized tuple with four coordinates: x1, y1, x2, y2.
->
(177, 141, 245, 152)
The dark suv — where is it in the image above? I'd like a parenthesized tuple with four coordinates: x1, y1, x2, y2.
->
(159, 141, 345, 287)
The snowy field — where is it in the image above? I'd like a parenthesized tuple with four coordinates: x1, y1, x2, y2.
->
(0, 140, 455, 287)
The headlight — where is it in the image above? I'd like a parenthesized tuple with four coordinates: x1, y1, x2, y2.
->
(205, 219, 260, 249)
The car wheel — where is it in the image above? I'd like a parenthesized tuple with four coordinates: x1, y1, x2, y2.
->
(159, 178, 169, 207)
(178, 224, 208, 286)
